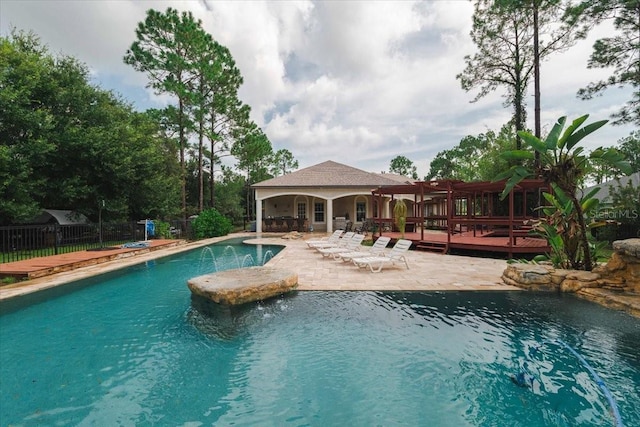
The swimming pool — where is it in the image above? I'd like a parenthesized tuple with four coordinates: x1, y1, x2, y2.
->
(1, 238, 639, 426)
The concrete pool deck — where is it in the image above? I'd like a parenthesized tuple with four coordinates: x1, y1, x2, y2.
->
(256, 235, 515, 291)
(0, 232, 516, 301)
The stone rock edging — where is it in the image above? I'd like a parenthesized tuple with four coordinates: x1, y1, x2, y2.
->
(188, 266, 298, 306)
(502, 238, 639, 293)
(502, 238, 639, 317)
(502, 264, 612, 292)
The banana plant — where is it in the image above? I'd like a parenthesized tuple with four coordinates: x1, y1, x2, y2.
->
(531, 184, 603, 269)
(495, 115, 632, 270)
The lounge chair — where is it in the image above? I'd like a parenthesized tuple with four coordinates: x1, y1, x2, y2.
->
(352, 239, 412, 273)
(305, 230, 344, 248)
(334, 236, 391, 262)
(317, 233, 365, 257)
(312, 232, 355, 250)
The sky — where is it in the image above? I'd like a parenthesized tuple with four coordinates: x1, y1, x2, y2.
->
(1, 0, 636, 178)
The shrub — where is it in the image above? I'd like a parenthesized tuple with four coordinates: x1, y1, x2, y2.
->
(1, 276, 17, 285)
(153, 221, 172, 239)
(191, 209, 233, 239)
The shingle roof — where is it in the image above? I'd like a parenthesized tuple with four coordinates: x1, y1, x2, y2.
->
(252, 160, 409, 188)
(583, 172, 640, 201)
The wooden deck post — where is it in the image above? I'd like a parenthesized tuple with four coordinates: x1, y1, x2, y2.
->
(509, 188, 514, 258)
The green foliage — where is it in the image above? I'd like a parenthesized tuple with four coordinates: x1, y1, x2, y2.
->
(125, 8, 213, 217)
(191, 209, 233, 239)
(153, 221, 172, 239)
(458, 0, 584, 136)
(531, 183, 601, 268)
(593, 177, 640, 240)
(393, 199, 408, 238)
(589, 238, 611, 264)
(497, 114, 632, 270)
(426, 125, 515, 181)
(617, 131, 640, 173)
(1, 277, 17, 285)
(0, 30, 181, 225)
(213, 167, 246, 223)
(232, 124, 274, 184)
(569, 0, 640, 125)
(389, 156, 418, 179)
(0, 31, 57, 223)
(270, 149, 299, 176)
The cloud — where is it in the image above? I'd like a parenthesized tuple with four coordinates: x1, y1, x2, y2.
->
(1, 0, 635, 180)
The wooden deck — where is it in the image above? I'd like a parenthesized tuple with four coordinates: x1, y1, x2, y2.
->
(0, 239, 185, 280)
(378, 230, 550, 256)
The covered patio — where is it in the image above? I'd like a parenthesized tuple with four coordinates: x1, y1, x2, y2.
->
(252, 161, 412, 233)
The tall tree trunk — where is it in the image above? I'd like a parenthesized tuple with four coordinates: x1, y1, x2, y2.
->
(533, 0, 542, 209)
(513, 20, 524, 149)
(209, 111, 216, 208)
(198, 116, 204, 212)
(533, 0, 541, 146)
(179, 97, 187, 221)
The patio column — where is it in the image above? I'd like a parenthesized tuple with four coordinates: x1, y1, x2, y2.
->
(255, 198, 263, 233)
(327, 198, 334, 233)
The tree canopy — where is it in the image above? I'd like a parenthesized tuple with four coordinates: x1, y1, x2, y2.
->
(270, 149, 299, 177)
(124, 8, 297, 220)
(458, 0, 586, 144)
(569, 0, 640, 126)
(425, 125, 516, 182)
(389, 156, 418, 179)
(1, 31, 180, 225)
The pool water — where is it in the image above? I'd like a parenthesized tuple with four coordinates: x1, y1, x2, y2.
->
(1, 239, 639, 426)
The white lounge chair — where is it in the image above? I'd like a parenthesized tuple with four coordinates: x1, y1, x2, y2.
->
(352, 239, 412, 273)
(334, 236, 391, 262)
(306, 230, 343, 248)
(317, 233, 365, 257)
(312, 232, 355, 250)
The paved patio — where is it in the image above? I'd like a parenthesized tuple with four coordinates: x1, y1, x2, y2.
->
(258, 236, 515, 291)
(0, 232, 516, 301)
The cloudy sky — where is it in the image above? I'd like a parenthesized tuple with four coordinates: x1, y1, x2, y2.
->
(1, 0, 635, 178)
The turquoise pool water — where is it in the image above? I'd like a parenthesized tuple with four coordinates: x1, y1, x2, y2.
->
(1, 238, 639, 426)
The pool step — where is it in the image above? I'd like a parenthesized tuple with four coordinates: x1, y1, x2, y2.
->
(416, 241, 448, 254)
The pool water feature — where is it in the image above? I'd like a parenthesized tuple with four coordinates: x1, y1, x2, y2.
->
(1, 239, 639, 426)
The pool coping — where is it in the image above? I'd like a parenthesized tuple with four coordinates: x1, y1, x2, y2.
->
(2, 232, 639, 319)
(0, 232, 519, 301)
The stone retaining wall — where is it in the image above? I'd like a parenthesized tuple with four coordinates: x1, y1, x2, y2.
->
(502, 239, 639, 316)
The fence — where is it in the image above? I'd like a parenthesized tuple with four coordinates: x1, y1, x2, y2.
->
(1, 220, 190, 264)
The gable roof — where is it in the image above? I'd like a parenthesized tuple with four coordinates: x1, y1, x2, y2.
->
(374, 172, 417, 184)
(252, 160, 408, 188)
(583, 172, 640, 202)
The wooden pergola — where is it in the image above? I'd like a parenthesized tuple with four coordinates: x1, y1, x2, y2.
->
(370, 178, 550, 256)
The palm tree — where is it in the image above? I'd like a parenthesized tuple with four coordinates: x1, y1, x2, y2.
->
(497, 115, 631, 270)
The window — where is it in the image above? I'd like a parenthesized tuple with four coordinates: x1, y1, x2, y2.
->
(356, 201, 366, 222)
(297, 203, 306, 219)
(314, 202, 324, 222)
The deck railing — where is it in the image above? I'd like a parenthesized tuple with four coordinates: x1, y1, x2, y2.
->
(0, 220, 190, 263)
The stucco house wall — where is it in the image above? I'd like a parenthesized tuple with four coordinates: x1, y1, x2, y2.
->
(252, 161, 414, 233)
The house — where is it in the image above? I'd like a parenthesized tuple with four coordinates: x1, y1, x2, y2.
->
(252, 160, 552, 256)
(583, 172, 640, 203)
(252, 161, 413, 233)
